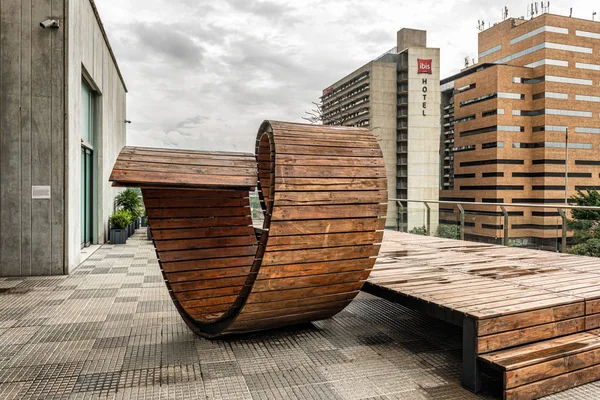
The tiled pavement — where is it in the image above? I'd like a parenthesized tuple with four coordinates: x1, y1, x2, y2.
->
(0, 230, 599, 399)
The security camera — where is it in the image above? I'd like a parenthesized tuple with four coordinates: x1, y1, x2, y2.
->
(40, 19, 60, 29)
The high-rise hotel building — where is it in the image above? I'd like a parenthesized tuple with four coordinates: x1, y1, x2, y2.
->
(322, 29, 440, 229)
(440, 13, 600, 247)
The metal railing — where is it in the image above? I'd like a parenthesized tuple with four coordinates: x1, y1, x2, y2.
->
(391, 199, 600, 253)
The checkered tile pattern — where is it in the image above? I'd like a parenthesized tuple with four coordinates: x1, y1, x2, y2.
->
(0, 229, 599, 399)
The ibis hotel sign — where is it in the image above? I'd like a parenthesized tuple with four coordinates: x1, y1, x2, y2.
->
(417, 59, 432, 74)
(418, 59, 432, 116)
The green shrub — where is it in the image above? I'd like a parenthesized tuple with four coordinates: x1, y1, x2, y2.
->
(110, 210, 133, 230)
(436, 224, 460, 240)
(568, 238, 600, 257)
(409, 226, 428, 236)
(115, 188, 143, 219)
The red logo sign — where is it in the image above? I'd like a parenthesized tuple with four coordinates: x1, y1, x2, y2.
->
(418, 59, 432, 74)
(322, 87, 333, 96)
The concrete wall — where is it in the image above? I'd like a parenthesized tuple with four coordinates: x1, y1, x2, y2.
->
(407, 47, 440, 231)
(67, 0, 127, 272)
(397, 28, 427, 51)
(0, 0, 66, 276)
(370, 62, 398, 228)
(0, 0, 126, 276)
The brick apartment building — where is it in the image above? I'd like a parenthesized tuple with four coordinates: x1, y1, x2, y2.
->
(440, 13, 600, 248)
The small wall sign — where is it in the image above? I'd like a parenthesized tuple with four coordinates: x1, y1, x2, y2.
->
(32, 186, 51, 199)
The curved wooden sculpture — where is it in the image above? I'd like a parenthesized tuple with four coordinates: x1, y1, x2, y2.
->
(110, 120, 387, 337)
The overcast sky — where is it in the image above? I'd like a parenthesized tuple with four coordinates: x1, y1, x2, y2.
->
(95, 0, 596, 153)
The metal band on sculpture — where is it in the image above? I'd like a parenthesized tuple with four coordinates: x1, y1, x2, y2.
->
(110, 120, 387, 337)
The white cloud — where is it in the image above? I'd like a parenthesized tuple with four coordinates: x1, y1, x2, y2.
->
(95, 0, 598, 152)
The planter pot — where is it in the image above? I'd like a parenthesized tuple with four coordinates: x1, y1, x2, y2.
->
(135, 218, 140, 229)
(128, 223, 134, 237)
(141, 216, 148, 227)
(147, 226, 153, 240)
(110, 229, 127, 244)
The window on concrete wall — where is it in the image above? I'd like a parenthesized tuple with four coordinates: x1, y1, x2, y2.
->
(81, 79, 97, 248)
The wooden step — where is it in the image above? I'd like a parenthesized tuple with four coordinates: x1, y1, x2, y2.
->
(479, 329, 600, 400)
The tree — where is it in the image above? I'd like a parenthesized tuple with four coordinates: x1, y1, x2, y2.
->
(570, 189, 600, 221)
(302, 101, 349, 126)
(567, 189, 600, 257)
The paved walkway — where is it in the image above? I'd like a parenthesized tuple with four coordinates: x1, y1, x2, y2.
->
(0, 230, 598, 399)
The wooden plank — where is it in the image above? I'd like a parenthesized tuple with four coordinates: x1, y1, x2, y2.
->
(169, 276, 248, 293)
(241, 291, 358, 313)
(269, 218, 385, 236)
(587, 299, 600, 315)
(505, 362, 600, 400)
(275, 144, 382, 157)
(165, 266, 252, 283)
(252, 270, 371, 292)
(276, 154, 384, 167)
(152, 226, 255, 240)
(479, 332, 597, 368)
(122, 146, 254, 158)
(262, 245, 380, 266)
(476, 317, 586, 354)
(265, 232, 383, 251)
(246, 281, 365, 303)
(154, 235, 257, 251)
(272, 204, 386, 220)
(143, 188, 248, 199)
(149, 216, 252, 230)
(257, 259, 376, 279)
(275, 177, 387, 191)
(235, 299, 353, 321)
(157, 245, 258, 262)
(145, 197, 249, 208)
(477, 303, 585, 336)
(118, 153, 256, 167)
(114, 160, 257, 176)
(161, 256, 256, 274)
(273, 191, 387, 206)
(147, 207, 251, 219)
(110, 170, 256, 188)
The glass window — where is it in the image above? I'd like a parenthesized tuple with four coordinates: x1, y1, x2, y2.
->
(546, 75, 593, 86)
(510, 26, 568, 45)
(479, 44, 502, 58)
(525, 59, 568, 68)
(81, 80, 94, 146)
(576, 95, 600, 102)
(576, 30, 600, 40)
(575, 127, 600, 134)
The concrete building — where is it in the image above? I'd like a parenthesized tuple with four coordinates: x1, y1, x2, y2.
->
(321, 28, 440, 230)
(0, 0, 127, 276)
(440, 13, 600, 248)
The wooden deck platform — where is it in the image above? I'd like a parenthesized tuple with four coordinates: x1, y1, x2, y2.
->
(363, 231, 600, 399)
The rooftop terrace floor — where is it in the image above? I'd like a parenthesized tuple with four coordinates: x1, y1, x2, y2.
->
(0, 230, 598, 399)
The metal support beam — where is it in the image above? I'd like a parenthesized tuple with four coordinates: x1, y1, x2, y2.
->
(462, 317, 482, 393)
(457, 204, 465, 241)
(557, 208, 568, 253)
(500, 206, 509, 246)
(424, 202, 431, 235)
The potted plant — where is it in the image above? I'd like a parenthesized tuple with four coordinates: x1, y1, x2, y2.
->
(115, 188, 143, 236)
(110, 210, 132, 244)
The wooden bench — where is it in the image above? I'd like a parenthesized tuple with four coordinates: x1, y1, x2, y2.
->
(479, 330, 600, 399)
(109, 120, 388, 338)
